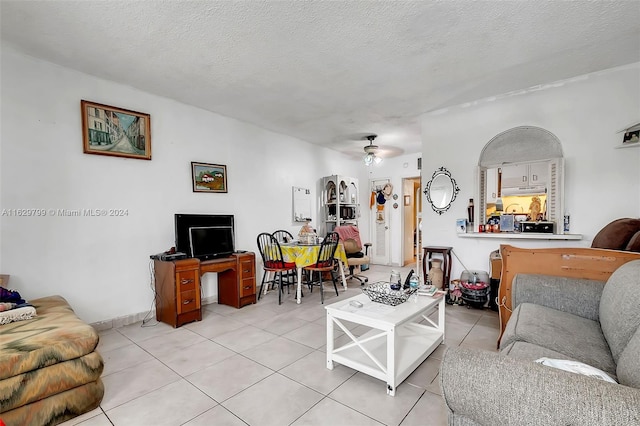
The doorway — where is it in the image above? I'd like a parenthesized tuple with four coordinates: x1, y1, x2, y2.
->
(369, 178, 392, 265)
(402, 177, 421, 267)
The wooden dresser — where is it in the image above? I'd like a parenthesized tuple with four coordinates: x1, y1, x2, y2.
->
(153, 252, 256, 328)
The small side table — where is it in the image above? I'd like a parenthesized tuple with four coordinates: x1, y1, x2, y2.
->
(423, 246, 453, 288)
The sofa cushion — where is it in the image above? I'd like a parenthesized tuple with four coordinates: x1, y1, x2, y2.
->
(501, 303, 616, 375)
(0, 351, 103, 412)
(0, 379, 103, 426)
(591, 218, 640, 250)
(502, 340, 578, 362)
(512, 274, 604, 321)
(0, 295, 99, 380)
(599, 260, 640, 363)
(616, 329, 640, 388)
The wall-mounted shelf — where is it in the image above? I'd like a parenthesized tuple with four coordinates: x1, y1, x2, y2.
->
(458, 233, 582, 241)
(615, 143, 639, 149)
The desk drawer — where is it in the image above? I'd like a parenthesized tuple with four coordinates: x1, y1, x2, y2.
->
(178, 290, 198, 314)
(240, 278, 255, 298)
(239, 257, 255, 280)
(176, 270, 197, 291)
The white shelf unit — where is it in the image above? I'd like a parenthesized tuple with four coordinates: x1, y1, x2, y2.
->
(325, 293, 445, 396)
(322, 175, 360, 234)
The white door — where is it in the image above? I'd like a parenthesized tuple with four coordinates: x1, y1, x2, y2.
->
(370, 178, 391, 265)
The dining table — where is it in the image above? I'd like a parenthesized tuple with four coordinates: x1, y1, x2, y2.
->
(277, 241, 349, 304)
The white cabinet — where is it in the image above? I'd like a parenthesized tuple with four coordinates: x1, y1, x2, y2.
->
(501, 164, 528, 188)
(485, 168, 498, 203)
(501, 162, 547, 190)
(323, 175, 360, 234)
(528, 162, 548, 186)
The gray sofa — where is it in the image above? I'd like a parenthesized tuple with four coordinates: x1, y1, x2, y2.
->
(440, 254, 640, 425)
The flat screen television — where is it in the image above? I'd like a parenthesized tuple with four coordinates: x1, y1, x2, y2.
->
(175, 214, 235, 259)
(189, 226, 235, 260)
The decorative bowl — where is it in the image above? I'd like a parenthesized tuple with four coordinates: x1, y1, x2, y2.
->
(362, 281, 417, 306)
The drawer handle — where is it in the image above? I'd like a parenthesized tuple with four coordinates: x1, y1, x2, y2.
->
(243, 286, 252, 290)
(243, 269, 251, 273)
(183, 299, 193, 305)
(180, 279, 193, 285)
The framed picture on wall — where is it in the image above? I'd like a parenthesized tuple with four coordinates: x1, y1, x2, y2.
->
(622, 129, 639, 145)
(81, 100, 151, 160)
(191, 162, 228, 193)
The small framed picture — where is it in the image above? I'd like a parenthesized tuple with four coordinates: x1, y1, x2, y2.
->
(622, 130, 639, 145)
(81, 100, 151, 160)
(191, 162, 228, 193)
(456, 218, 467, 233)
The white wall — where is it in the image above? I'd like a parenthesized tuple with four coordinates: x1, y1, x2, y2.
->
(0, 45, 360, 324)
(3, 45, 637, 323)
(420, 64, 640, 279)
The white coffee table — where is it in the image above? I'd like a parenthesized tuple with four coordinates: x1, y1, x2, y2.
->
(325, 291, 445, 396)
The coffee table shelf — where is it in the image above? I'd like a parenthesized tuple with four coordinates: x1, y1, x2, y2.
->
(325, 292, 445, 396)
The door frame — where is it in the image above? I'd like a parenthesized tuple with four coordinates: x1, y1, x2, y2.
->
(401, 176, 421, 269)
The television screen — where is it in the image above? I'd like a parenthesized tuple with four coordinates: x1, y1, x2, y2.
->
(175, 214, 235, 257)
(189, 226, 235, 260)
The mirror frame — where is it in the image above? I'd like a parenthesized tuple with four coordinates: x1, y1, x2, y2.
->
(423, 166, 460, 215)
(292, 186, 312, 223)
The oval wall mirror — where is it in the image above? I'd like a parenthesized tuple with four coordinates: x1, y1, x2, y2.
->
(424, 167, 460, 215)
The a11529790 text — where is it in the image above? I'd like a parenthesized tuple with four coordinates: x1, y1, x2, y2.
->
(1, 208, 129, 217)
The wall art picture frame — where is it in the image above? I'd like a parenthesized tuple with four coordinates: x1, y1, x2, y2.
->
(191, 162, 228, 193)
(81, 100, 151, 160)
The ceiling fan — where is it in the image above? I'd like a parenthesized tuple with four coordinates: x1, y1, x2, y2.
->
(363, 134, 382, 165)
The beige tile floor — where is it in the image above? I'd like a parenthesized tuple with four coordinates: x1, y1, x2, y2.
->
(62, 265, 499, 426)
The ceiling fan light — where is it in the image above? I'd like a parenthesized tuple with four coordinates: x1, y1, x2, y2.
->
(363, 134, 381, 166)
(363, 153, 374, 165)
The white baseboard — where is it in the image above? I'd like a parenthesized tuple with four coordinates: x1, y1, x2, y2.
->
(90, 298, 218, 331)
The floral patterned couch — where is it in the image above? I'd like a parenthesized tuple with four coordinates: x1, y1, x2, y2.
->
(0, 296, 104, 426)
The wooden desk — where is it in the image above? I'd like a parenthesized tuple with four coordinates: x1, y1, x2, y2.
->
(154, 252, 256, 327)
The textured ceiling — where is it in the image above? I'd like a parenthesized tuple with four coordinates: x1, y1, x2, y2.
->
(2, 1, 639, 159)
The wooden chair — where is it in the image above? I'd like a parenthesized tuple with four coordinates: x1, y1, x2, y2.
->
(256, 233, 297, 305)
(272, 229, 294, 244)
(271, 229, 297, 286)
(303, 232, 340, 304)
